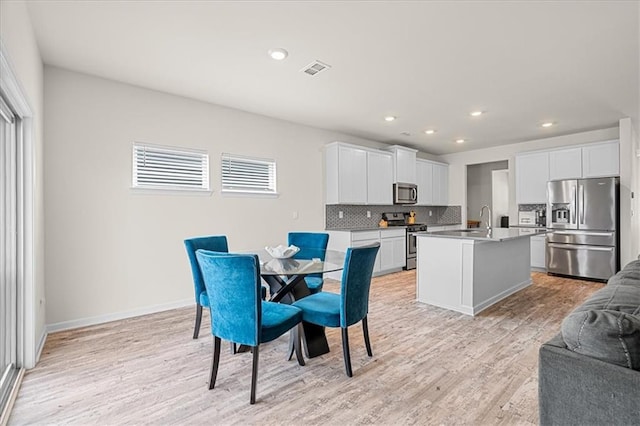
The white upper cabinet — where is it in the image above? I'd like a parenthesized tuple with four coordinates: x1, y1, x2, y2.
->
(582, 140, 619, 178)
(516, 151, 549, 204)
(549, 141, 619, 180)
(516, 140, 619, 205)
(433, 163, 449, 205)
(416, 159, 448, 206)
(416, 159, 434, 205)
(384, 145, 417, 184)
(325, 142, 393, 205)
(549, 147, 582, 180)
(367, 150, 393, 205)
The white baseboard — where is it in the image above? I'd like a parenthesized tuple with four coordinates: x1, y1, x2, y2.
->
(46, 298, 193, 333)
(473, 278, 532, 315)
(35, 329, 47, 364)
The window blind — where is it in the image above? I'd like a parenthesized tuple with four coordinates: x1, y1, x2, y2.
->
(221, 153, 277, 194)
(132, 143, 209, 190)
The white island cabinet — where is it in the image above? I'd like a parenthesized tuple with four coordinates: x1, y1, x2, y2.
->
(416, 228, 546, 316)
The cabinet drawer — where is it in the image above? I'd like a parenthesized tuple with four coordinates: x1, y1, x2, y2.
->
(380, 228, 405, 238)
(351, 230, 380, 242)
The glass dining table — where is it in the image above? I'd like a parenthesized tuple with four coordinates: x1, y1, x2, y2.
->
(242, 248, 346, 358)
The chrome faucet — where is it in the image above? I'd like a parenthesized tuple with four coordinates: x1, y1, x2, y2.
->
(480, 205, 492, 231)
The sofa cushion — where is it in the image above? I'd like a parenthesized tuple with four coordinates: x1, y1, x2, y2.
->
(608, 259, 640, 288)
(562, 282, 640, 370)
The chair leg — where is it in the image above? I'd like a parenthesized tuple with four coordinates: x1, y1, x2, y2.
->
(341, 327, 353, 377)
(209, 336, 221, 390)
(250, 346, 259, 404)
(230, 342, 237, 354)
(286, 333, 295, 361)
(362, 315, 373, 357)
(193, 304, 203, 339)
(293, 324, 305, 366)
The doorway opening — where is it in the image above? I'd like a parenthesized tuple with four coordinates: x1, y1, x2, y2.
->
(466, 161, 509, 229)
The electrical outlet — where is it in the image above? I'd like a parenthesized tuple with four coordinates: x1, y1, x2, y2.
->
(339, 211, 344, 219)
(429, 210, 433, 217)
(367, 211, 371, 218)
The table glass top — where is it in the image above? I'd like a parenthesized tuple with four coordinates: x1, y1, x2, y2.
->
(241, 248, 346, 276)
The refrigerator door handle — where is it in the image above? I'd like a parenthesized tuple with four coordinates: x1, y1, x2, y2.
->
(548, 243, 614, 252)
(579, 184, 585, 225)
(571, 185, 577, 224)
(551, 231, 614, 237)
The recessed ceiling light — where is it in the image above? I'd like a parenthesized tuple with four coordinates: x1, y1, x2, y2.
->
(470, 111, 484, 117)
(384, 116, 396, 122)
(541, 122, 555, 128)
(456, 139, 465, 144)
(424, 129, 436, 135)
(268, 48, 288, 61)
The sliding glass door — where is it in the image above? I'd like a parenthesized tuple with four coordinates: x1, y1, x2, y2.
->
(0, 94, 18, 409)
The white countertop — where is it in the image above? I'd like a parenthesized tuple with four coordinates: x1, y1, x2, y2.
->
(416, 227, 548, 242)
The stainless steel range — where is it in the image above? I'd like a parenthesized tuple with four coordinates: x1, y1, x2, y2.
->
(382, 212, 428, 270)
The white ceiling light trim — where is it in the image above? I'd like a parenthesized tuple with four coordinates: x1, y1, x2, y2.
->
(384, 116, 396, 122)
(470, 111, 484, 117)
(541, 122, 555, 128)
(268, 48, 288, 61)
(424, 129, 436, 135)
(456, 139, 465, 144)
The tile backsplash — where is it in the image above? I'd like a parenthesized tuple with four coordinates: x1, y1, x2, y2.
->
(326, 205, 461, 229)
(518, 203, 546, 212)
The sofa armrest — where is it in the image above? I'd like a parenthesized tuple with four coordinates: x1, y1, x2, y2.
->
(539, 334, 640, 426)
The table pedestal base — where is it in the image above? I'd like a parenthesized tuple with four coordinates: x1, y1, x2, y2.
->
(262, 274, 330, 358)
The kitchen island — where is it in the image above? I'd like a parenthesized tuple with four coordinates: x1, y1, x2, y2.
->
(416, 228, 547, 316)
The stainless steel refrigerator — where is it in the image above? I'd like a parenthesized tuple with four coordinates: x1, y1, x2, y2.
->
(546, 177, 619, 281)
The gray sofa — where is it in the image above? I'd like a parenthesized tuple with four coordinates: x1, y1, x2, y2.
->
(538, 260, 640, 426)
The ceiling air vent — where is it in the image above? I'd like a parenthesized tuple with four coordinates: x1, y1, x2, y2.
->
(301, 60, 331, 76)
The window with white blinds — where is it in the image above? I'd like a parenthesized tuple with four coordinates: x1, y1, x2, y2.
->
(221, 153, 277, 195)
(132, 143, 209, 191)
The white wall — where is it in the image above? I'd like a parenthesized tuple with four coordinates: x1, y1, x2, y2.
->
(0, 0, 45, 367)
(43, 67, 388, 328)
(619, 118, 638, 266)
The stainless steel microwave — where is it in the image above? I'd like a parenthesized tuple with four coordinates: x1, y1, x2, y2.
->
(393, 182, 418, 204)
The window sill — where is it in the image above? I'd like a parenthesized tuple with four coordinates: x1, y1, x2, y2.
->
(130, 187, 213, 196)
(221, 190, 279, 199)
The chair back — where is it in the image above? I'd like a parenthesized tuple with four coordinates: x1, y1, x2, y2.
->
(340, 243, 380, 328)
(184, 236, 229, 303)
(195, 251, 262, 346)
(288, 232, 329, 279)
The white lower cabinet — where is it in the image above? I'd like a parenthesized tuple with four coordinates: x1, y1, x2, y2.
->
(327, 228, 406, 279)
(530, 234, 546, 270)
(380, 235, 406, 272)
(516, 228, 546, 269)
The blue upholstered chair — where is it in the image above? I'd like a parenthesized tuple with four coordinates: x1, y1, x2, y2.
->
(196, 250, 305, 404)
(293, 243, 380, 377)
(288, 232, 329, 294)
(184, 235, 229, 339)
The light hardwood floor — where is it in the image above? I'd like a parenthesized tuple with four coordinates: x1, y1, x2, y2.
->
(10, 271, 602, 425)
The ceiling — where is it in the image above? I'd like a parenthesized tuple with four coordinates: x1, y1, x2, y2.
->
(26, 1, 639, 155)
